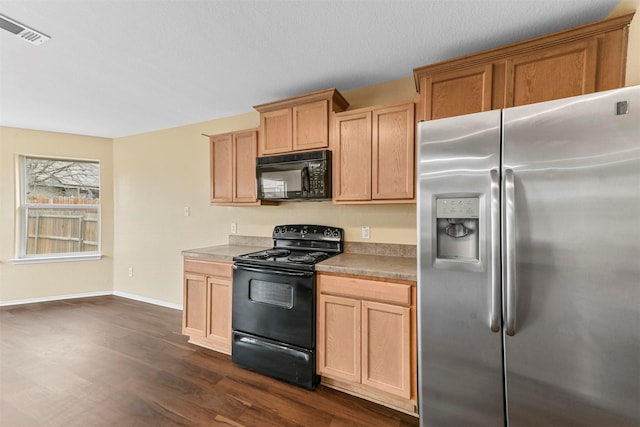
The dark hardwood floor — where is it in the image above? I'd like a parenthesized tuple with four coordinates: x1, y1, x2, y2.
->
(0, 296, 419, 426)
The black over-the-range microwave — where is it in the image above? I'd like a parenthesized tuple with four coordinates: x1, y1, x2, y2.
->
(256, 149, 331, 201)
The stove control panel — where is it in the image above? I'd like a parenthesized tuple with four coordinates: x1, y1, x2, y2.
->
(273, 224, 343, 242)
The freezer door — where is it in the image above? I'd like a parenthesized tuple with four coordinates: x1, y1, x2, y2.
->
(502, 86, 640, 426)
(417, 109, 504, 425)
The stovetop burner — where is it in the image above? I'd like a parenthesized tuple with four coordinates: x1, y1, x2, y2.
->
(288, 251, 329, 263)
(267, 248, 291, 257)
(247, 248, 292, 259)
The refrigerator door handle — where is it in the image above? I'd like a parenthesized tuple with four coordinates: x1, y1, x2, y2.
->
(504, 169, 517, 336)
(489, 169, 501, 333)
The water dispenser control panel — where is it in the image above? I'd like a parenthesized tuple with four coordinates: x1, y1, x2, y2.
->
(436, 198, 479, 219)
(435, 197, 480, 262)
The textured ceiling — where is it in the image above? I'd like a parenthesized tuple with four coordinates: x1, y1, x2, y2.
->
(0, 0, 619, 138)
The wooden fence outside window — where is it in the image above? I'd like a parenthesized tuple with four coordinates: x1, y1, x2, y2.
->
(26, 196, 99, 255)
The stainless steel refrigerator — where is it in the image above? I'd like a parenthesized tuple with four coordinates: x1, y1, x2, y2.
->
(417, 86, 640, 426)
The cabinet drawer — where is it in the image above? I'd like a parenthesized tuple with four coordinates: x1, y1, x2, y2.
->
(184, 258, 232, 278)
(318, 274, 412, 306)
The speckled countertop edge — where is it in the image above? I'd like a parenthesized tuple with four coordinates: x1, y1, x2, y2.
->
(182, 236, 416, 281)
(181, 244, 270, 261)
(316, 253, 416, 282)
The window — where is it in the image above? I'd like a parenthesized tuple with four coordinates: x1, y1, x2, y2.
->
(17, 156, 101, 261)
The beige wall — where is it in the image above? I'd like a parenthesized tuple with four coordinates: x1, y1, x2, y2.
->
(111, 82, 417, 305)
(0, 127, 114, 302)
(1, 6, 638, 305)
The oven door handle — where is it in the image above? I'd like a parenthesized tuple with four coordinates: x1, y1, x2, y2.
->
(234, 264, 315, 278)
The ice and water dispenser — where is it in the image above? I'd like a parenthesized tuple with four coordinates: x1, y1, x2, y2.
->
(436, 197, 479, 261)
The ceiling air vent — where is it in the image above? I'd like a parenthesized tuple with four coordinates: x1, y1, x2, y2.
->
(0, 14, 50, 45)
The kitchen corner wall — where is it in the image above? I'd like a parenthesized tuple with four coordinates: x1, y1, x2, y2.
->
(112, 77, 418, 306)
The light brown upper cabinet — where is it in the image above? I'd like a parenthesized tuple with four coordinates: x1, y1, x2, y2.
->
(254, 88, 349, 156)
(333, 102, 415, 204)
(210, 129, 260, 205)
(418, 64, 494, 121)
(414, 13, 633, 121)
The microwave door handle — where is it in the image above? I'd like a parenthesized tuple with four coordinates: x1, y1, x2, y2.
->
(301, 166, 310, 195)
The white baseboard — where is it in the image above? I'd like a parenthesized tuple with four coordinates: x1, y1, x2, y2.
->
(0, 290, 183, 311)
(0, 290, 112, 307)
(112, 290, 182, 310)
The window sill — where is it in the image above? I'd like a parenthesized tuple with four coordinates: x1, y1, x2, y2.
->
(11, 253, 103, 265)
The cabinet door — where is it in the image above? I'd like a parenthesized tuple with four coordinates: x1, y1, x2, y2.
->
(206, 276, 232, 354)
(293, 100, 329, 151)
(361, 300, 411, 399)
(506, 39, 598, 107)
(183, 273, 207, 337)
(420, 64, 493, 120)
(318, 294, 361, 383)
(596, 27, 629, 91)
(372, 103, 415, 200)
(260, 108, 292, 155)
(233, 130, 258, 202)
(210, 134, 233, 203)
(333, 111, 372, 201)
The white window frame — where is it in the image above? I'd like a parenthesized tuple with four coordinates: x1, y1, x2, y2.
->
(12, 155, 102, 264)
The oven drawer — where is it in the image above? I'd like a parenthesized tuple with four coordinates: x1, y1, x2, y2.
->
(231, 331, 319, 390)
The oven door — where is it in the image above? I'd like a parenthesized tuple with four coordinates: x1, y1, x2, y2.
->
(232, 264, 315, 349)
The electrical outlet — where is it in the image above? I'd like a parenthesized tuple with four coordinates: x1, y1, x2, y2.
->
(361, 225, 370, 240)
(128, 267, 133, 277)
(231, 223, 237, 234)
(183, 206, 190, 217)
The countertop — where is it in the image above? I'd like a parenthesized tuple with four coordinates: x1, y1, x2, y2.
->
(182, 237, 416, 282)
(181, 244, 270, 261)
(315, 253, 416, 282)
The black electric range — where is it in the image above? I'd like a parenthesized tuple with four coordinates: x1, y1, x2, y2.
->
(231, 224, 344, 389)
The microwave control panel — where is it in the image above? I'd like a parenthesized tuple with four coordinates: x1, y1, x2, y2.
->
(308, 161, 329, 197)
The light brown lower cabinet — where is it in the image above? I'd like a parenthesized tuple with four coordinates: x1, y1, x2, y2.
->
(182, 258, 232, 354)
(317, 273, 417, 415)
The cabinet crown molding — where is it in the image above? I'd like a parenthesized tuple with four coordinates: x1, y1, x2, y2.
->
(253, 87, 349, 113)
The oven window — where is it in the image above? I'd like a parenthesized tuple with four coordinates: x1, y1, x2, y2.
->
(249, 280, 293, 309)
